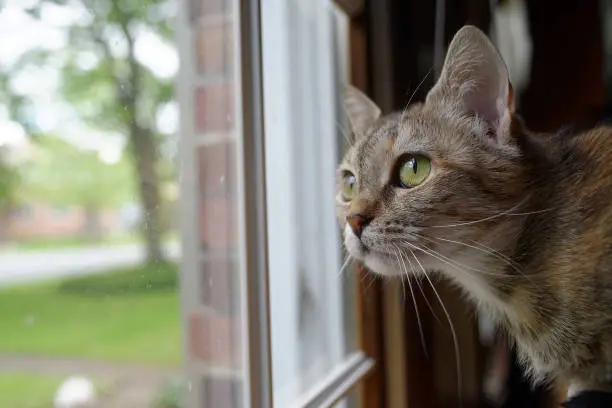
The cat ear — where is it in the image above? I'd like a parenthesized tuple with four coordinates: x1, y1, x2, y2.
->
(343, 85, 381, 141)
(426, 25, 515, 143)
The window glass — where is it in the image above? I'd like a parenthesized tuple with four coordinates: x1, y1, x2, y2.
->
(0, 0, 183, 407)
(0, 0, 363, 406)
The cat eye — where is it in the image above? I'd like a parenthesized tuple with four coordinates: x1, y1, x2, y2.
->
(341, 171, 356, 201)
(398, 154, 431, 188)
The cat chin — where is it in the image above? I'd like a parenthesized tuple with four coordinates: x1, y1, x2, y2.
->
(363, 256, 401, 277)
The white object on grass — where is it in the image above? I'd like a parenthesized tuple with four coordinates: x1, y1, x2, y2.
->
(54, 376, 96, 408)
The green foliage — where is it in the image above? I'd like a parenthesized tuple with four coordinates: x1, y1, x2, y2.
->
(154, 377, 187, 408)
(1, 0, 177, 259)
(58, 261, 178, 296)
(19, 134, 135, 209)
(0, 156, 19, 207)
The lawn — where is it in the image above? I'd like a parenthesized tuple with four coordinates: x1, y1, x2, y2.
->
(0, 373, 63, 408)
(12, 231, 178, 252)
(13, 233, 141, 251)
(0, 263, 182, 366)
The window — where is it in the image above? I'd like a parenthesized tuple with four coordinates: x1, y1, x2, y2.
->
(261, 0, 361, 406)
(177, 0, 374, 406)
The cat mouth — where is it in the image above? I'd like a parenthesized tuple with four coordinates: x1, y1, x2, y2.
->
(343, 225, 401, 275)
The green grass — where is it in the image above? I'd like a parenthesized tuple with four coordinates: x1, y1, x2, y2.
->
(13, 233, 141, 251)
(13, 231, 178, 252)
(0, 263, 181, 366)
(59, 261, 178, 295)
(0, 373, 63, 408)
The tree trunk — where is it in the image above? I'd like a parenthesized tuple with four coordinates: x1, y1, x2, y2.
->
(115, 20, 166, 265)
(130, 126, 165, 264)
(0, 205, 10, 243)
(82, 205, 103, 242)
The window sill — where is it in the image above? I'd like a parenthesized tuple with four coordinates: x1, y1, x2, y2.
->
(289, 351, 375, 408)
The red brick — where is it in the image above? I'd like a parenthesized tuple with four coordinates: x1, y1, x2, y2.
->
(194, 84, 235, 133)
(200, 197, 237, 249)
(197, 142, 237, 198)
(202, 377, 244, 408)
(188, 310, 243, 368)
(200, 256, 239, 315)
(189, 0, 231, 22)
(194, 21, 234, 76)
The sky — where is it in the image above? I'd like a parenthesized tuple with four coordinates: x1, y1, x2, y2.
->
(0, 0, 179, 163)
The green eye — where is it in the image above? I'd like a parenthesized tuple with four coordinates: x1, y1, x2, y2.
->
(342, 171, 356, 200)
(398, 155, 431, 188)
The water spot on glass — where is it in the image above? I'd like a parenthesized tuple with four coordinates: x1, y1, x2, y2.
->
(187, 381, 193, 391)
(24, 315, 36, 326)
(226, 114, 231, 123)
(219, 175, 225, 185)
(208, 277, 213, 287)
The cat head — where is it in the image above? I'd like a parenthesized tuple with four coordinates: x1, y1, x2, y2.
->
(337, 26, 532, 281)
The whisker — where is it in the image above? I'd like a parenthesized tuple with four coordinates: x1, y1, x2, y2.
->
(365, 272, 377, 292)
(408, 247, 463, 407)
(403, 246, 444, 327)
(336, 254, 354, 278)
(432, 236, 527, 275)
(466, 239, 523, 270)
(407, 68, 432, 107)
(394, 244, 428, 358)
(426, 199, 554, 229)
(432, 236, 534, 284)
(398, 237, 517, 280)
(335, 120, 352, 147)
(392, 247, 408, 307)
(400, 68, 433, 125)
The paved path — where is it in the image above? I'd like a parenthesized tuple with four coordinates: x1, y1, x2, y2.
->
(0, 242, 181, 286)
(0, 354, 180, 408)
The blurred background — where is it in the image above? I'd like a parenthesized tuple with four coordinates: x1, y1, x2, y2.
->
(0, 0, 181, 407)
(0, 0, 608, 407)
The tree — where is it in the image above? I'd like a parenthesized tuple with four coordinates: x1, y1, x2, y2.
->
(19, 135, 136, 240)
(9, 0, 176, 262)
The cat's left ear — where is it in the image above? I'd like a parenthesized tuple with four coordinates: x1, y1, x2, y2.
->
(343, 85, 382, 142)
(426, 25, 515, 144)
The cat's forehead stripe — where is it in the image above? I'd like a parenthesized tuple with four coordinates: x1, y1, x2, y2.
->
(356, 116, 400, 172)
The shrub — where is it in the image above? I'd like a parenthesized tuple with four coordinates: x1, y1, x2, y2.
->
(153, 377, 186, 408)
(58, 262, 178, 296)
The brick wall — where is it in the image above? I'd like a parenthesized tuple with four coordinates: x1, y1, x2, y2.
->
(186, 1, 244, 406)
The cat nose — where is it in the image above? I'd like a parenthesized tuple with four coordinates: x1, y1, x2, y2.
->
(346, 214, 372, 238)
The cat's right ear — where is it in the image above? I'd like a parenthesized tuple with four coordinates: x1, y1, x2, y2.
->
(343, 85, 381, 142)
(425, 25, 514, 144)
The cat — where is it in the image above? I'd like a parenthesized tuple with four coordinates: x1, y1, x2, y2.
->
(336, 25, 612, 397)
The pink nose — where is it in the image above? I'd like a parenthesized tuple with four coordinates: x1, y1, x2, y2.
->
(346, 214, 372, 238)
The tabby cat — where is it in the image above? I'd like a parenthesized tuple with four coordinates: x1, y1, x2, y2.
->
(337, 25, 612, 397)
